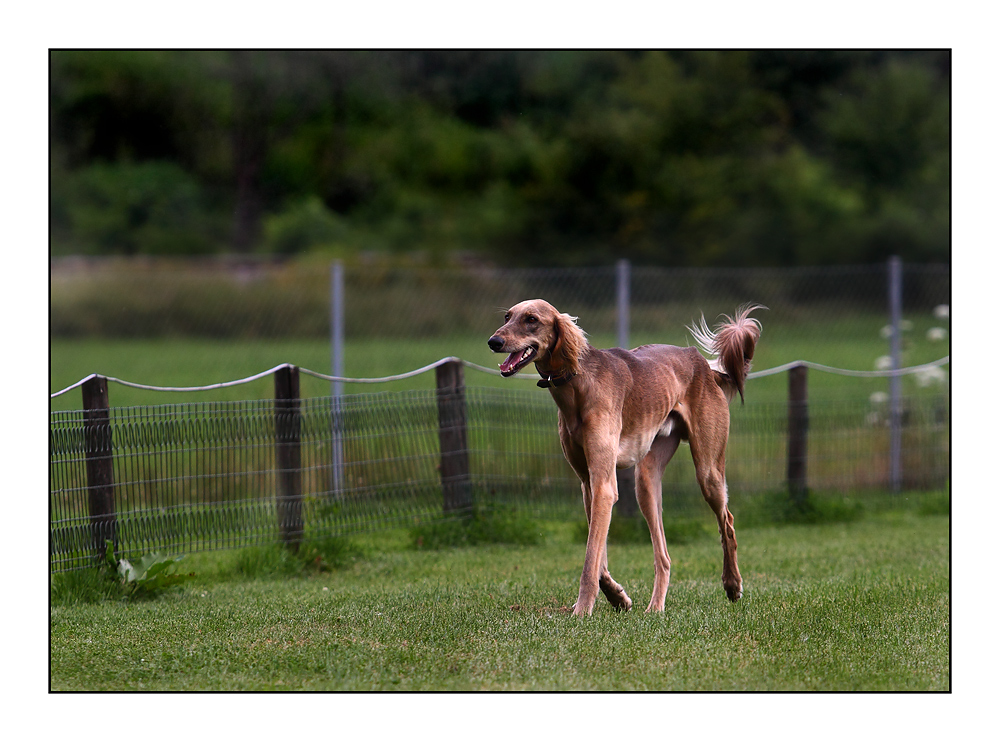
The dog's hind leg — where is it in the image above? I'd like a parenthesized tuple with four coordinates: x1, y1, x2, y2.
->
(699, 467, 742, 602)
(688, 409, 743, 602)
(636, 433, 681, 612)
(694, 459, 743, 602)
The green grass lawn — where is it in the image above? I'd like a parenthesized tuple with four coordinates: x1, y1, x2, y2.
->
(50, 512, 949, 691)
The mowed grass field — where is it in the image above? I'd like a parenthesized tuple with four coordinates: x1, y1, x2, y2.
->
(50, 512, 949, 691)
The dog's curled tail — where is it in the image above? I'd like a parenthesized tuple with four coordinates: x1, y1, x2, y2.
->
(689, 304, 765, 403)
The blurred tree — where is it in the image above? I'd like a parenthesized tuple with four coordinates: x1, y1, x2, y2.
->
(49, 49, 950, 266)
(207, 50, 365, 253)
(819, 57, 950, 262)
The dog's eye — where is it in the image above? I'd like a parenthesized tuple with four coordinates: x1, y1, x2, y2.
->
(526, 315, 537, 324)
(504, 313, 511, 322)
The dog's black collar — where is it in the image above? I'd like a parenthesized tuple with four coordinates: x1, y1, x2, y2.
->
(537, 372, 575, 388)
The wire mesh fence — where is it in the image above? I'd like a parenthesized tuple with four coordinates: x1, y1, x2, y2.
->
(49, 384, 571, 571)
(50, 257, 950, 572)
(50, 369, 949, 573)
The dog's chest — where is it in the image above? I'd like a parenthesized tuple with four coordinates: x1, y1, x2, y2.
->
(616, 411, 678, 468)
(555, 384, 677, 468)
(615, 429, 662, 468)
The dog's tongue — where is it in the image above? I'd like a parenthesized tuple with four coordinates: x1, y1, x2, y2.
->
(500, 348, 530, 374)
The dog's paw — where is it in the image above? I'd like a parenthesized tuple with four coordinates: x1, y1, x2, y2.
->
(571, 601, 593, 617)
(603, 586, 632, 612)
(613, 594, 633, 612)
(599, 577, 632, 612)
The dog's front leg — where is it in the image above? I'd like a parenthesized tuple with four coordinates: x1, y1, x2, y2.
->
(574, 477, 614, 615)
(573, 446, 627, 615)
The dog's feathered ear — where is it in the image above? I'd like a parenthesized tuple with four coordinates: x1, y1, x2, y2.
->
(549, 312, 588, 376)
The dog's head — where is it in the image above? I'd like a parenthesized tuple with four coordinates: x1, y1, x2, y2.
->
(487, 299, 588, 378)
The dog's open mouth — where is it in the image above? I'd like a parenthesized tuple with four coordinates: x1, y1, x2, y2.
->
(499, 345, 537, 377)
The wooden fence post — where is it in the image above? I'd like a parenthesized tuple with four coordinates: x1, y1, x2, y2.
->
(274, 365, 303, 550)
(82, 375, 117, 562)
(787, 364, 809, 506)
(436, 360, 473, 514)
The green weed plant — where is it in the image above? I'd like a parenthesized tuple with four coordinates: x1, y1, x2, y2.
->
(107, 541, 194, 598)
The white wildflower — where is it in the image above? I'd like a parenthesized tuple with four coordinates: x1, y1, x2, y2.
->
(869, 391, 889, 405)
(915, 366, 947, 388)
(933, 304, 949, 320)
(875, 355, 893, 371)
(926, 327, 947, 342)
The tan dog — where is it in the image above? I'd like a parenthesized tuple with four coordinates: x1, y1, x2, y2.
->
(488, 299, 763, 615)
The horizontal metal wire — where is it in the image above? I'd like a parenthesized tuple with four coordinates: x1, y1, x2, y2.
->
(51, 354, 950, 399)
(50, 357, 474, 398)
(746, 355, 950, 379)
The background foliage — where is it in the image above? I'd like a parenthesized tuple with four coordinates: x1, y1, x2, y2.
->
(50, 50, 950, 267)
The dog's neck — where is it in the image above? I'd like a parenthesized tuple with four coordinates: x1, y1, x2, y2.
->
(534, 343, 591, 388)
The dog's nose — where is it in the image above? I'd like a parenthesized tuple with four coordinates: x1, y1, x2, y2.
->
(488, 335, 505, 352)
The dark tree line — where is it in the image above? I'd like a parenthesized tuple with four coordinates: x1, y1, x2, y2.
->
(50, 50, 950, 266)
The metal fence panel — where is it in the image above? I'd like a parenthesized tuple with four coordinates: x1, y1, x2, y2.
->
(50, 384, 948, 572)
(50, 258, 949, 571)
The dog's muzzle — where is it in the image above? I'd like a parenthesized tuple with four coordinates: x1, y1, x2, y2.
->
(488, 335, 538, 377)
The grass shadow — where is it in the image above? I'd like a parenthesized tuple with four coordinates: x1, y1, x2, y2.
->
(410, 505, 543, 550)
(573, 515, 712, 545)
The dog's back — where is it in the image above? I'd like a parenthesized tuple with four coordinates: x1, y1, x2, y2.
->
(589, 339, 747, 409)
(591, 303, 763, 409)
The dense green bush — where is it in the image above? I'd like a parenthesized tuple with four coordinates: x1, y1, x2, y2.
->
(52, 161, 218, 255)
(262, 197, 353, 255)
